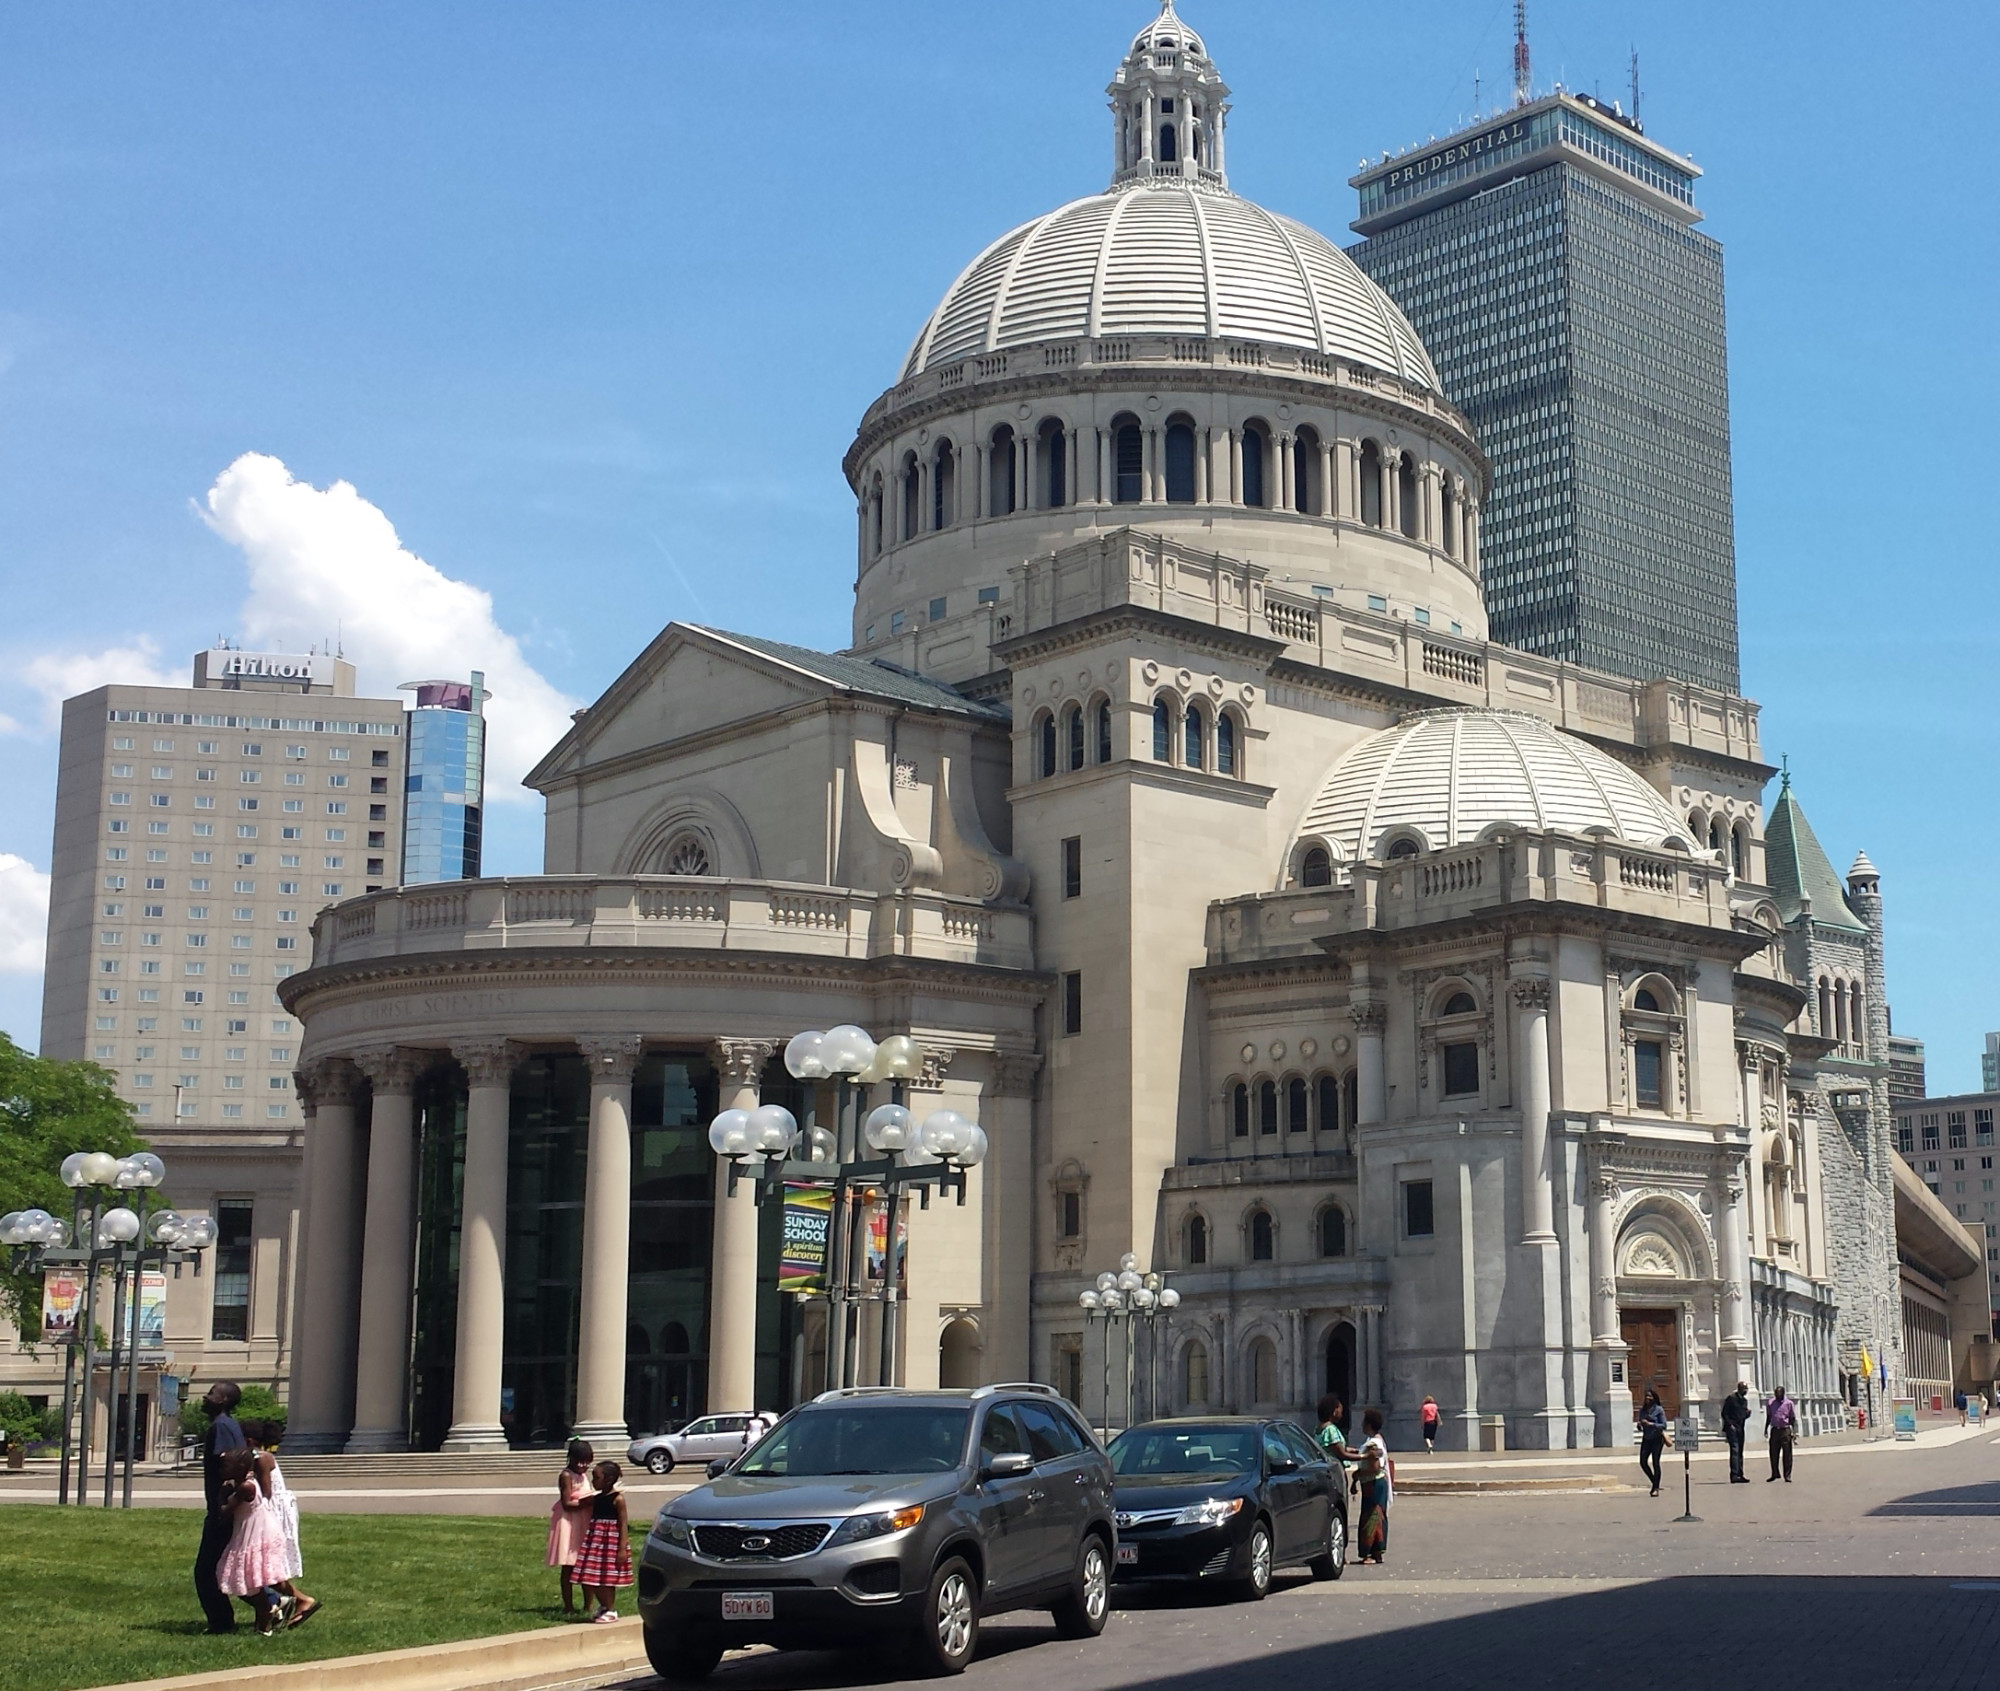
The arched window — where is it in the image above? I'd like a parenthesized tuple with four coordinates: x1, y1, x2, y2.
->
(1293, 427, 1320, 514)
(1153, 696, 1173, 762)
(1301, 846, 1333, 888)
(1817, 976, 1832, 1035)
(1688, 810, 1705, 838)
(1731, 824, 1748, 878)
(868, 476, 884, 556)
(1230, 1082, 1250, 1138)
(900, 453, 921, 541)
(1387, 837, 1420, 860)
(1249, 1210, 1275, 1261)
(1315, 1072, 1340, 1136)
(1441, 485, 1457, 555)
(661, 832, 712, 876)
(1242, 424, 1268, 507)
(1442, 990, 1476, 1016)
(1036, 711, 1057, 779)
(1359, 440, 1383, 527)
(1634, 987, 1661, 1013)
(988, 425, 1016, 516)
(1113, 418, 1144, 503)
(1183, 1339, 1210, 1406)
(1397, 453, 1419, 538)
(1248, 1335, 1278, 1402)
(1257, 1079, 1278, 1136)
(1184, 703, 1205, 769)
(1037, 418, 1067, 509)
(1709, 818, 1725, 856)
(1095, 699, 1113, 764)
(1216, 712, 1237, 776)
(1064, 704, 1084, 772)
(1164, 419, 1197, 503)
(1287, 1076, 1309, 1134)
(1318, 1206, 1347, 1258)
(932, 440, 955, 531)
(1342, 1069, 1358, 1129)
(1186, 1213, 1209, 1265)
(1834, 983, 1849, 1047)
(1159, 121, 1178, 163)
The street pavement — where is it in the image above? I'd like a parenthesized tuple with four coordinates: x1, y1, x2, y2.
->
(600, 1427, 2000, 1691)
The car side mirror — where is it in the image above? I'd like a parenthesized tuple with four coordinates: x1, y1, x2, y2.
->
(983, 1451, 1034, 1480)
(706, 1458, 732, 1479)
(1269, 1457, 1299, 1473)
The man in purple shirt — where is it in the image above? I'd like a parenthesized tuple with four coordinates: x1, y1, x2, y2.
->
(1764, 1385, 1797, 1483)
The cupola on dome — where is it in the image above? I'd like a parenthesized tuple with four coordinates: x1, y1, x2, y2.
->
(1294, 710, 1699, 863)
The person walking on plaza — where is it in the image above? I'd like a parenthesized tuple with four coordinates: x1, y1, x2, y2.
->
(214, 1447, 287, 1636)
(244, 1420, 320, 1628)
(1314, 1394, 1350, 1471)
(546, 1439, 596, 1617)
(1765, 1384, 1797, 1482)
(1721, 1382, 1752, 1482)
(194, 1381, 247, 1634)
(1637, 1389, 1668, 1496)
(1418, 1395, 1441, 1453)
(574, 1460, 634, 1622)
(1955, 1388, 1968, 1427)
(1352, 1410, 1392, 1564)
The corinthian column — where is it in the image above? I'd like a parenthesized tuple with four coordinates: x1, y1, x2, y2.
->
(1352, 1002, 1387, 1127)
(443, 1039, 519, 1452)
(572, 1036, 645, 1442)
(1511, 977, 1555, 1241)
(709, 1039, 776, 1414)
(287, 1061, 363, 1452)
(1584, 1134, 1632, 1446)
(345, 1046, 428, 1453)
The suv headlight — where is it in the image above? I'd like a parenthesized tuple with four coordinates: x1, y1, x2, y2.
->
(827, 1502, 926, 1547)
(1172, 1497, 1245, 1528)
(655, 1513, 692, 1548)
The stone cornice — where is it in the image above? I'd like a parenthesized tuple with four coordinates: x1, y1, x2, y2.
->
(994, 603, 1288, 672)
(1309, 903, 1769, 968)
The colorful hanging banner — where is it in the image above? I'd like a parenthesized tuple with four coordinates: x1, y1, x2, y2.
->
(136, 1269, 167, 1351)
(865, 1199, 909, 1288)
(779, 1183, 833, 1293)
(41, 1270, 82, 1344)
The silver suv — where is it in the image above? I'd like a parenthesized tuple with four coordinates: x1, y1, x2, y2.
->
(638, 1385, 1116, 1678)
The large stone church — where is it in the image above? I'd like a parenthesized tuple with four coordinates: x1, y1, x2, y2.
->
(280, 4, 1905, 1453)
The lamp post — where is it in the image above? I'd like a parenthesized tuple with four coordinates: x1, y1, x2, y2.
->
(707, 1026, 987, 1395)
(3, 1152, 213, 1508)
(1079, 1255, 1179, 1433)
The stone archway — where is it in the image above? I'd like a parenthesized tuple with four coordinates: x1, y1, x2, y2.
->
(1324, 1321, 1357, 1421)
(939, 1317, 982, 1389)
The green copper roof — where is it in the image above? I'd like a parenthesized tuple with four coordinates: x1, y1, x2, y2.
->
(1763, 773, 1865, 933)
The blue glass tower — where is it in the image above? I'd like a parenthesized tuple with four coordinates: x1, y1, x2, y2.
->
(400, 672, 486, 884)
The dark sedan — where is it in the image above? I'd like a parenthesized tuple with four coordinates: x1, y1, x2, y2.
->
(1105, 1418, 1345, 1600)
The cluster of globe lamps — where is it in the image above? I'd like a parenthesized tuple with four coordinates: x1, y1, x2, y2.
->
(1079, 1253, 1180, 1319)
(1, 1151, 216, 1254)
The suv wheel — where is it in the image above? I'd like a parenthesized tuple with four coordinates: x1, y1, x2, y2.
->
(644, 1629, 721, 1682)
(1232, 1520, 1273, 1602)
(1309, 1511, 1347, 1581)
(1050, 1533, 1111, 1638)
(645, 1449, 674, 1475)
(912, 1555, 979, 1675)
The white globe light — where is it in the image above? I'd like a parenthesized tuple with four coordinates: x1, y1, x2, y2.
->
(874, 1034, 925, 1080)
(48, 1218, 70, 1248)
(864, 1103, 912, 1153)
(60, 1153, 91, 1189)
(805, 1124, 839, 1165)
(957, 1124, 988, 1168)
(127, 1152, 167, 1188)
(783, 1031, 828, 1080)
(1159, 1287, 1181, 1310)
(98, 1207, 141, 1245)
(750, 1104, 800, 1156)
(1131, 1286, 1155, 1310)
(183, 1215, 218, 1250)
(0, 1212, 24, 1247)
(821, 1025, 878, 1076)
(1079, 1289, 1101, 1310)
(918, 1109, 969, 1158)
(899, 1137, 941, 1167)
(20, 1209, 55, 1244)
(1119, 1252, 1139, 1273)
(1118, 1269, 1142, 1292)
(1101, 1288, 1124, 1312)
(147, 1210, 186, 1246)
(114, 1158, 144, 1190)
(79, 1152, 121, 1188)
(856, 1043, 893, 1084)
(1095, 1271, 1117, 1293)
(707, 1108, 753, 1157)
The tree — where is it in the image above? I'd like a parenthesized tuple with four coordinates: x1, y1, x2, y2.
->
(0, 1033, 145, 1337)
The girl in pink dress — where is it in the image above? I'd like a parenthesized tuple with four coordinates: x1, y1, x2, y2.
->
(213, 1447, 286, 1635)
(545, 1440, 595, 1617)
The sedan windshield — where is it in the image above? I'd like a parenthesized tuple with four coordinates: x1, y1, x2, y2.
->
(734, 1405, 971, 1476)
(1108, 1425, 1259, 1479)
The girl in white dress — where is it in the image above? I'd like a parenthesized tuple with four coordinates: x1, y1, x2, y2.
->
(248, 1419, 320, 1627)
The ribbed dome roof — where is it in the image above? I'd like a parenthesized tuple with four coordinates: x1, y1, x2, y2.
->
(899, 182, 1439, 389)
(1296, 710, 1697, 862)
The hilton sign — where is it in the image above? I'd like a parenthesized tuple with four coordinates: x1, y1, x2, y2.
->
(204, 649, 336, 686)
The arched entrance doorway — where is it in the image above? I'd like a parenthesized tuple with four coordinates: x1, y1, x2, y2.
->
(939, 1318, 982, 1389)
(1324, 1321, 1357, 1420)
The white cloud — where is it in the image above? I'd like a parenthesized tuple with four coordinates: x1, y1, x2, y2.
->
(0, 854, 50, 975)
(201, 453, 580, 804)
(18, 638, 180, 729)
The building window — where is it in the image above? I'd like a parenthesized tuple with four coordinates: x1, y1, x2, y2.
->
(1061, 836, 1081, 899)
(989, 425, 1016, 515)
(1300, 846, 1332, 888)
(1922, 1116, 1939, 1151)
(1231, 1083, 1249, 1138)
(209, 1199, 253, 1341)
(1241, 424, 1268, 507)
(1038, 418, 1067, 508)
(932, 441, 955, 530)
(1216, 712, 1237, 776)
(1061, 971, 1082, 1037)
(1164, 420, 1196, 503)
(1095, 699, 1113, 765)
(1183, 1340, 1210, 1407)
(1186, 1212, 1208, 1264)
(1316, 1073, 1341, 1137)
(1113, 419, 1143, 503)
(1441, 1041, 1479, 1097)
(1059, 1189, 1081, 1239)
(1249, 1209, 1275, 1261)
(1397, 454, 1418, 538)
(1038, 712, 1058, 779)
(1287, 1077, 1309, 1133)
(1359, 440, 1383, 527)
(1403, 1178, 1434, 1239)
(1318, 1206, 1347, 1258)
(1184, 704, 1205, 769)
(1634, 1039, 1664, 1109)
(1897, 1122, 1914, 1154)
(1152, 698, 1172, 761)
(1065, 705, 1085, 772)
(1258, 1079, 1278, 1136)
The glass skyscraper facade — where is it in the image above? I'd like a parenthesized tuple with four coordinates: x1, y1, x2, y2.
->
(1349, 94, 1740, 694)
(400, 672, 486, 884)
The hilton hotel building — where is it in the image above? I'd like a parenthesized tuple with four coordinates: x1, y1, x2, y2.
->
(17, 649, 406, 1440)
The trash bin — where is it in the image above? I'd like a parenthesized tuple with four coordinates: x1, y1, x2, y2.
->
(1479, 1415, 1506, 1453)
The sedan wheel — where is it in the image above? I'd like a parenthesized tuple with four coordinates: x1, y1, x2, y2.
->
(1309, 1511, 1347, 1581)
(913, 1555, 979, 1676)
(1233, 1522, 1273, 1602)
(646, 1450, 674, 1475)
(1052, 1535, 1111, 1638)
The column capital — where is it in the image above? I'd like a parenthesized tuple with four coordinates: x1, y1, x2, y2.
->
(710, 1038, 777, 1089)
(1509, 976, 1552, 1013)
(990, 1050, 1041, 1098)
(578, 1035, 646, 1086)
(917, 1045, 959, 1090)
(1351, 1001, 1388, 1036)
(350, 1044, 431, 1096)
(297, 1057, 362, 1110)
(453, 1038, 522, 1089)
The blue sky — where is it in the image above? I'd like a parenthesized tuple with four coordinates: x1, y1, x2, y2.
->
(0, 1, 1995, 1086)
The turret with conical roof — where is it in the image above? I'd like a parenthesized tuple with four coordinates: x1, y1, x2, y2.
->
(1763, 770, 1864, 934)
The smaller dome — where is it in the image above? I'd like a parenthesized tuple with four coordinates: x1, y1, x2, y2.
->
(1130, 0, 1205, 56)
(1295, 710, 1697, 862)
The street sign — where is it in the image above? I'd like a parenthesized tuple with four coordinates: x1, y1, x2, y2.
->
(1675, 1414, 1700, 1452)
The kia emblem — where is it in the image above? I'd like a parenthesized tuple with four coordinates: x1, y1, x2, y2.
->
(741, 1535, 771, 1552)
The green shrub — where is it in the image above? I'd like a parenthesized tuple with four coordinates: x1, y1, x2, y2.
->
(0, 1390, 47, 1445)
(177, 1382, 287, 1439)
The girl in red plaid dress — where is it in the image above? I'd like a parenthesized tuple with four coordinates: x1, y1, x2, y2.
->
(574, 1460, 633, 1622)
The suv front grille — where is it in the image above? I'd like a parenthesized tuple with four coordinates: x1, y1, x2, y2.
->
(692, 1522, 832, 1561)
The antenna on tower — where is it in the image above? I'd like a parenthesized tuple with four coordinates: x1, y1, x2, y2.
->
(1513, 0, 1531, 106)
(1629, 48, 1642, 127)
(1473, 68, 1481, 115)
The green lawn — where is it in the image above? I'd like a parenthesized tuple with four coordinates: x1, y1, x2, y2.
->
(0, 1504, 638, 1691)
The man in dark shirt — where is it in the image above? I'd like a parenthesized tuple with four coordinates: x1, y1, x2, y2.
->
(1720, 1381, 1751, 1483)
(194, 1381, 246, 1633)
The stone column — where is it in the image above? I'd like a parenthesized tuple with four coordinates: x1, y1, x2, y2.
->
(1353, 1002, 1387, 1127)
(286, 1061, 363, 1452)
(1317, 438, 1335, 517)
(1384, 454, 1402, 534)
(1228, 428, 1243, 504)
(573, 1036, 644, 1442)
(1194, 428, 1209, 503)
(1512, 978, 1555, 1241)
(1741, 1045, 1767, 1257)
(345, 1046, 428, 1453)
(1718, 1160, 1753, 1370)
(1140, 87, 1154, 166)
(1097, 427, 1112, 504)
(1277, 431, 1295, 511)
(1465, 501, 1481, 574)
(973, 440, 989, 520)
(1584, 1137, 1633, 1446)
(443, 1039, 519, 1452)
(1142, 427, 1158, 504)
(709, 1038, 775, 1414)
(1334, 438, 1355, 519)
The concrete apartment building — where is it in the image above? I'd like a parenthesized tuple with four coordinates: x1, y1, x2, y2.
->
(1895, 1092, 2000, 1379)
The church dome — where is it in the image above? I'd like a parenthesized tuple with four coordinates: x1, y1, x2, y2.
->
(898, 184, 1440, 390)
(1295, 710, 1699, 862)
